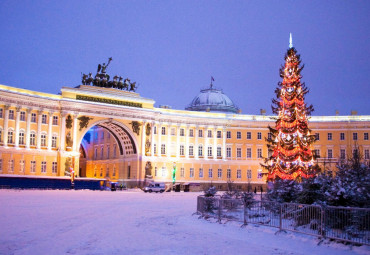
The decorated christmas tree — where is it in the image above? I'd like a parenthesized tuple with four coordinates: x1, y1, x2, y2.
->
(262, 34, 319, 181)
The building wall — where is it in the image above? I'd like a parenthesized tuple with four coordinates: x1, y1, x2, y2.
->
(0, 84, 369, 190)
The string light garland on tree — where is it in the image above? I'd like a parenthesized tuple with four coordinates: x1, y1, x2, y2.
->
(262, 33, 320, 181)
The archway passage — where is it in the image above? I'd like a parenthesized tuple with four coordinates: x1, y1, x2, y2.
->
(78, 121, 137, 179)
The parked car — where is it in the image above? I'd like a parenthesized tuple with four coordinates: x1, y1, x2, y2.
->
(143, 182, 165, 193)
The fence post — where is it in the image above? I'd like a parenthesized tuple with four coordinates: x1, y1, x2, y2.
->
(218, 198, 222, 222)
(321, 206, 325, 239)
(279, 203, 283, 232)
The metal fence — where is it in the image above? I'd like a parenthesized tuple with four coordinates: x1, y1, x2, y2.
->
(197, 196, 370, 246)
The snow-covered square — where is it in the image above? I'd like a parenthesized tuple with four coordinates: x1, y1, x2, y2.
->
(0, 189, 368, 255)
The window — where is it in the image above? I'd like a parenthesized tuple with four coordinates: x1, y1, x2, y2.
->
(106, 167, 109, 177)
(208, 169, 213, 178)
(30, 161, 35, 173)
(94, 148, 98, 159)
(107, 145, 110, 158)
(0, 108, 2, 118)
(227, 169, 231, 179)
(340, 133, 345, 141)
(327, 133, 332, 141)
(257, 169, 262, 179)
(171, 128, 175, 136)
(42, 114, 47, 124)
(20, 160, 25, 172)
(247, 148, 252, 159)
(207, 146, 212, 157)
(237, 132, 241, 139)
(101, 131, 104, 140)
(7, 130, 13, 144)
(41, 134, 46, 147)
(52, 135, 57, 148)
(315, 133, 320, 141)
(0, 159, 3, 173)
(226, 147, 231, 158)
(41, 161, 47, 173)
(198, 129, 203, 137)
(180, 145, 184, 156)
(247, 132, 251, 140)
(113, 144, 117, 157)
(161, 127, 166, 135)
(314, 149, 320, 158)
(189, 129, 194, 137)
(20, 111, 25, 121)
(107, 132, 110, 139)
(161, 144, 166, 154)
(247, 169, 252, 179)
(189, 168, 194, 178)
(9, 110, 14, 120)
(0, 129, 2, 142)
(52, 162, 57, 173)
(180, 128, 184, 136)
(268, 133, 272, 140)
(101, 147, 104, 159)
(328, 149, 333, 159)
(353, 133, 358, 141)
(257, 148, 262, 158)
(30, 132, 36, 146)
(340, 149, 346, 159)
(154, 167, 158, 177)
(217, 147, 221, 157)
(198, 145, 203, 157)
(199, 168, 203, 178)
(100, 168, 103, 177)
(52, 116, 58, 125)
(180, 168, 185, 178)
(365, 149, 370, 160)
(353, 149, 359, 158)
(237, 169, 241, 179)
(8, 160, 14, 172)
(218, 169, 222, 178)
(257, 132, 262, 140)
(113, 166, 116, 176)
(217, 131, 221, 138)
(189, 145, 194, 156)
(364, 133, 369, 141)
(31, 113, 36, 123)
(94, 131, 98, 140)
(237, 148, 241, 158)
(227, 131, 231, 139)
(208, 130, 212, 138)
(19, 132, 25, 145)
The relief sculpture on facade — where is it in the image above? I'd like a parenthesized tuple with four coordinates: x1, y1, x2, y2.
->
(78, 116, 93, 131)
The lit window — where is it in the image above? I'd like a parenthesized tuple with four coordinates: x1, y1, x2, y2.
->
(237, 148, 241, 158)
(247, 132, 251, 139)
(20, 111, 25, 121)
(42, 114, 47, 124)
(208, 169, 213, 178)
(218, 169, 222, 178)
(227, 131, 231, 139)
(257, 169, 262, 179)
(327, 133, 332, 141)
(257, 132, 262, 140)
(237, 169, 241, 179)
(237, 132, 241, 139)
(199, 168, 203, 178)
(41, 161, 47, 173)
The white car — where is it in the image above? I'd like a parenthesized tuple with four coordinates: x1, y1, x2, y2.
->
(144, 183, 165, 193)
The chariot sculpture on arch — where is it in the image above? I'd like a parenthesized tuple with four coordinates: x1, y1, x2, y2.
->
(81, 57, 138, 92)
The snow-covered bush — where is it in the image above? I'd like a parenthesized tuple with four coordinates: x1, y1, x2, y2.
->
(203, 186, 218, 213)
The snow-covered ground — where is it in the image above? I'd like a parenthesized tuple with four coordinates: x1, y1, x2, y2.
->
(0, 190, 368, 255)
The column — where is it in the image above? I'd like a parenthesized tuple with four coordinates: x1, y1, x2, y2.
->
(222, 127, 226, 160)
(176, 124, 180, 158)
(36, 109, 43, 149)
(60, 112, 67, 151)
(166, 123, 171, 158)
(204, 126, 209, 159)
(195, 125, 199, 159)
(151, 121, 155, 157)
(157, 122, 162, 156)
(213, 127, 217, 159)
(25, 108, 32, 149)
(14, 107, 21, 147)
(141, 121, 147, 157)
(3, 105, 10, 147)
(47, 112, 54, 150)
(72, 113, 79, 152)
(185, 125, 189, 159)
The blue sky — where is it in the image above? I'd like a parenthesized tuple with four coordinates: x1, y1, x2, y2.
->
(1, 1, 369, 115)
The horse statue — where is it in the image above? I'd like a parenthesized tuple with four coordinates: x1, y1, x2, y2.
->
(82, 73, 88, 85)
(130, 82, 137, 92)
(117, 76, 124, 90)
(123, 78, 130, 90)
(86, 73, 93, 85)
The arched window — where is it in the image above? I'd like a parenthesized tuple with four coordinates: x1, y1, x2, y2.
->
(19, 130, 25, 145)
(7, 129, 14, 144)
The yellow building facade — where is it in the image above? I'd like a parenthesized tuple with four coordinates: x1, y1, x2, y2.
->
(0, 84, 369, 189)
